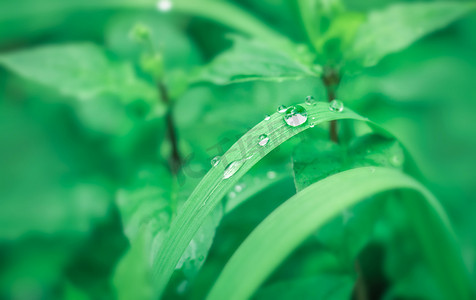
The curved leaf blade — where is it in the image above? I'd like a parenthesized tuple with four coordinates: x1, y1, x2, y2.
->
(207, 167, 471, 300)
(151, 101, 369, 297)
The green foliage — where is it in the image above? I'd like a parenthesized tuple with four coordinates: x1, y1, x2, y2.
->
(196, 36, 320, 84)
(1, 0, 475, 299)
(347, 2, 476, 67)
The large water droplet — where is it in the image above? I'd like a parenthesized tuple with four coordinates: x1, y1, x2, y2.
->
(284, 105, 308, 127)
(329, 100, 344, 112)
(157, 0, 172, 11)
(211, 156, 221, 167)
(277, 105, 287, 113)
(223, 157, 251, 179)
(305, 96, 316, 106)
(258, 134, 269, 146)
(264, 114, 271, 121)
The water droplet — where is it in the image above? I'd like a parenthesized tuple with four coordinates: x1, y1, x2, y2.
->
(267, 171, 277, 179)
(211, 156, 221, 167)
(157, 0, 172, 11)
(223, 157, 251, 179)
(176, 280, 188, 294)
(228, 191, 237, 198)
(277, 105, 287, 113)
(264, 114, 271, 121)
(391, 155, 403, 167)
(329, 100, 344, 112)
(199, 255, 205, 261)
(258, 134, 269, 146)
(305, 96, 316, 106)
(234, 183, 245, 192)
(310, 123, 315, 128)
(284, 105, 308, 127)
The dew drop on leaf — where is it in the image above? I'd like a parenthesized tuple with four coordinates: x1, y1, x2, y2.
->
(223, 157, 250, 179)
(391, 155, 404, 167)
(264, 114, 271, 121)
(157, 0, 173, 11)
(329, 100, 344, 112)
(234, 183, 245, 192)
(211, 156, 221, 167)
(277, 105, 287, 113)
(258, 134, 269, 146)
(310, 122, 315, 128)
(305, 96, 316, 106)
(284, 105, 308, 127)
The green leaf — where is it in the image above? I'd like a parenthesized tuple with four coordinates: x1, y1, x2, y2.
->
(207, 167, 471, 300)
(0, 43, 159, 106)
(114, 165, 222, 296)
(348, 2, 476, 67)
(171, 0, 285, 44)
(293, 134, 404, 191)
(254, 274, 354, 300)
(0, 102, 112, 239)
(150, 101, 370, 297)
(113, 229, 154, 300)
(195, 36, 320, 84)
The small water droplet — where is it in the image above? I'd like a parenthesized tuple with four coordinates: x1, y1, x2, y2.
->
(310, 123, 315, 128)
(157, 0, 172, 11)
(267, 171, 277, 179)
(228, 191, 237, 198)
(258, 134, 269, 146)
(329, 100, 344, 112)
(284, 105, 308, 127)
(277, 105, 287, 113)
(199, 255, 205, 261)
(223, 157, 251, 179)
(234, 183, 245, 193)
(305, 96, 316, 106)
(391, 155, 403, 167)
(176, 280, 188, 294)
(264, 114, 271, 121)
(211, 156, 221, 167)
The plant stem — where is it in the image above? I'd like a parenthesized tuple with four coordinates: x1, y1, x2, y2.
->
(159, 82, 182, 174)
(322, 68, 341, 143)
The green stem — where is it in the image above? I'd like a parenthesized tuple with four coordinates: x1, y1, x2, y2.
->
(159, 82, 181, 174)
(322, 68, 341, 143)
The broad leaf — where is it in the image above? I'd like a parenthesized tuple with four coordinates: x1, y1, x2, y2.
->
(114, 165, 222, 297)
(195, 36, 320, 84)
(293, 134, 405, 191)
(0, 43, 159, 105)
(348, 2, 476, 67)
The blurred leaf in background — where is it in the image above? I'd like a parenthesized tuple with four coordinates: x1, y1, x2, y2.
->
(1, 0, 476, 299)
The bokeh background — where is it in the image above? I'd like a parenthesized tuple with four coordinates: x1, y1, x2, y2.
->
(1, 0, 475, 299)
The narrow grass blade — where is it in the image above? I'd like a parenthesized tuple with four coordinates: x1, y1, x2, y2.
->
(152, 102, 372, 297)
(207, 167, 472, 300)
